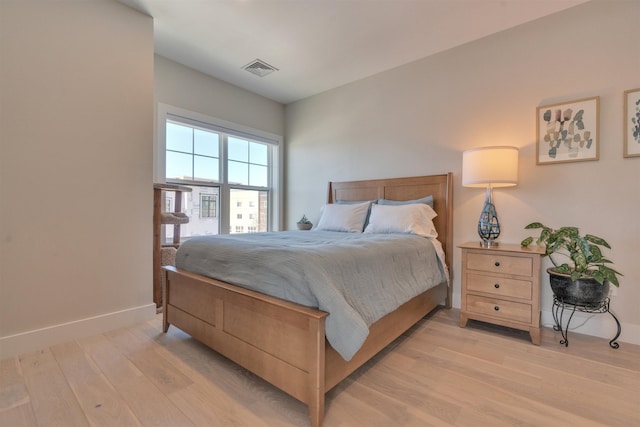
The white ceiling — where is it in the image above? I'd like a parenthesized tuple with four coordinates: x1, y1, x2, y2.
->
(120, 0, 589, 104)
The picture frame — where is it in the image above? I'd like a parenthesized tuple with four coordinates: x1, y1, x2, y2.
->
(623, 88, 640, 158)
(536, 96, 599, 165)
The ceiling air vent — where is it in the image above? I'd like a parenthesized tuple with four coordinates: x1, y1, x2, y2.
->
(242, 59, 278, 77)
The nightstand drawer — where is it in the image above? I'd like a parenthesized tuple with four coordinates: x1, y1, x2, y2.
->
(466, 252, 533, 277)
(466, 295, 532, 324)
(466, 273, 533, 299)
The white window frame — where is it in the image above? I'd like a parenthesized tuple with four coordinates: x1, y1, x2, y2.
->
(156, 103, 283, 232)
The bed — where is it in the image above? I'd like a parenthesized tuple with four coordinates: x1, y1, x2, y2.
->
(162, 173, 453, 427)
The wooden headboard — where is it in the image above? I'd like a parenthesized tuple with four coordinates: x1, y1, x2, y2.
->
(327, 173, 454, 307)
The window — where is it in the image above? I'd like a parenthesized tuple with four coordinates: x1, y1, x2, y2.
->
(157, 104, 281, 242)
(200, 194, 217, 218)
(166, 122, 219, 182)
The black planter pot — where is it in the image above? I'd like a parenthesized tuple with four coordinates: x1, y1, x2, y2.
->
(548, 268, 610, 307)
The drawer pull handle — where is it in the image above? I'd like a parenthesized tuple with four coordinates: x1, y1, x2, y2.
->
(494, 283, 500, 289)
(494, 306, 500, 311)
(494, 261, 501, 267)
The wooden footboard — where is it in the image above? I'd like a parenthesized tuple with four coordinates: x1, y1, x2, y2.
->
(163, 266, 329, 427)
(163, 266, 446, 427)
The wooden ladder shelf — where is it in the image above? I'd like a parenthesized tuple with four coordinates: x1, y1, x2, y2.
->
(153, 183, 192, 308)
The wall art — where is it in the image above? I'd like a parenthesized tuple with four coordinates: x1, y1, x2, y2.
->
(624, 88, 640, 158)
(536, 96, 599, 165)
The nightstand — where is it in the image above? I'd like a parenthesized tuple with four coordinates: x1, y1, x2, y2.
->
(459, 242, 544, 344)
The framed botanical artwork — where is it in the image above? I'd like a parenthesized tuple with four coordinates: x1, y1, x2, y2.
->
(536, 96, 599, 165)
(624, 88, 640, 158)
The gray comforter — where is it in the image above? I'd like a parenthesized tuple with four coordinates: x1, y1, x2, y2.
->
(175, 230, 447, 361)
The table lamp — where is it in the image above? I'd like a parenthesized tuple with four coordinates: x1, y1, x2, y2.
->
(462, 146, 518, 247)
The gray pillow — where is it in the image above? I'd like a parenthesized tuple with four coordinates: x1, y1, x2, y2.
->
(378, 195, 434, 208)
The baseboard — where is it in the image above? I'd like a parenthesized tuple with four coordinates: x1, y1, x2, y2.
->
(0, 303, 157, 359)
(541, 309, 640, 346)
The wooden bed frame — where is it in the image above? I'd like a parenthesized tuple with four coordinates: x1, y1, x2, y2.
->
(162, 173, 453, 427)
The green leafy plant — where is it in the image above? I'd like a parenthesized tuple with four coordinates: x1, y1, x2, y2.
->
(521, 222, 622, 286)
(297, 214, 311, 225)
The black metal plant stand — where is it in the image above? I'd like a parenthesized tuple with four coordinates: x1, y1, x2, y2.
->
(551, 296, 621, 349)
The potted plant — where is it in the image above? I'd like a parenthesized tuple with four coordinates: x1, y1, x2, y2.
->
(296, 214, 313, 230)
(521, 222, 622, 307)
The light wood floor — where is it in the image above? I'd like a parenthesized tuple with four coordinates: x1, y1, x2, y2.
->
(2, 308, 639, 427)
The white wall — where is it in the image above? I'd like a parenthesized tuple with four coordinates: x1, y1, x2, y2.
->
(154, 55, 285, 138)
(0, 0, 156, 358)
(285, 0, 640, 344)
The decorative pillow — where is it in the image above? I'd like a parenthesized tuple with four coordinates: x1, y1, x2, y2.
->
(364, 203, 438, 238)
(315, 201, 371, 233)
(378, 195, 434, 208)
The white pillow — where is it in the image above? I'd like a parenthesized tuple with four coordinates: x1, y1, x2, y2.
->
(364, 203, 438, 238)
(315, 201, 370, 233)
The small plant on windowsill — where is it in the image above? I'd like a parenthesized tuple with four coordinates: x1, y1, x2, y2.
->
(297, 214, 313, 230)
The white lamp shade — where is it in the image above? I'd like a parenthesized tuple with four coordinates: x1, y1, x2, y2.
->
(462, 146, 518, 188)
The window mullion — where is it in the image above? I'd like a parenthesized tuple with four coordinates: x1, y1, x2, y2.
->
(191, 127, 195, 180)
(220, 133, 230, 234)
